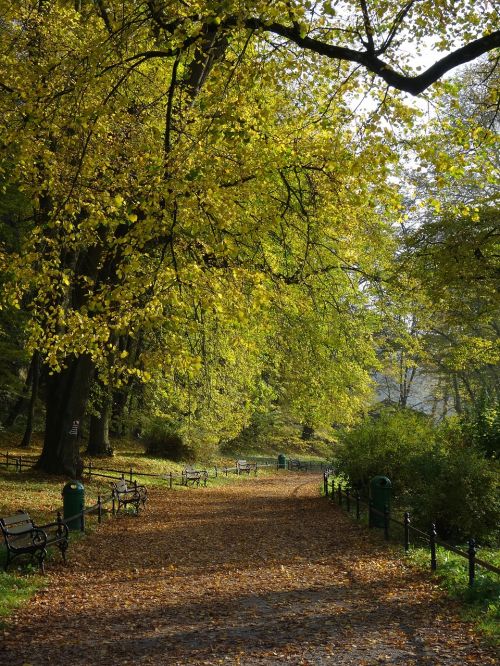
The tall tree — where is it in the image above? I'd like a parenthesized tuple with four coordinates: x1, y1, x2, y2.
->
(1, 1, 496, 472)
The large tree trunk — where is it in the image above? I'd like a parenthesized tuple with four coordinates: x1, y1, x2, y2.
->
(37, 354, 94, 476)
(20, 351, 40, 448)
(87, 389, 112, 456)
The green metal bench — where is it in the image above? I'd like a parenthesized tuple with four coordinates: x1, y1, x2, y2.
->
(182, 466, 208, 487)
(111, 479, 148, 514)
(0, 511, 69, 573)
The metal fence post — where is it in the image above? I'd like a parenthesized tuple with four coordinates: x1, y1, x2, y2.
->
(169, 472, 173, 489)
(404, 512, 410, 552)
(346, 487, 351, 513)
(430, 523, 437, 571)
(56, 511, 64, 537)
(214, 465, 218, 478)
(323, 472, 328, 497)
(112, 491, 116, 515)
(468, 538, 476, 587)
(129, 467, 133, 483)
(97, 494, 102, 524)
(337, 483, 342, 506)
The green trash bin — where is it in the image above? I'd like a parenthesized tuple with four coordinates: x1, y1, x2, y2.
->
(369, 476, 391, 528)
(278, 454, 286, 469)
(62, 480, 85, 531)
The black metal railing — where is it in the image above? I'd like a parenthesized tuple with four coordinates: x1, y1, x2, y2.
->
(323, 470, 500, 587)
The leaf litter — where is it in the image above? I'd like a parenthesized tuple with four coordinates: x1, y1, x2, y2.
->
(1, 475, 498, 665)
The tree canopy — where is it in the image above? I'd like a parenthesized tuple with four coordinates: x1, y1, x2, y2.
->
(0, 0, 498, 471)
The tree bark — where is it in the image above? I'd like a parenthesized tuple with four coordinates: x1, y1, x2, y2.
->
(20, 350, 40, 448)
(37, 354, 94, 476)
(87, 390, 112, 456)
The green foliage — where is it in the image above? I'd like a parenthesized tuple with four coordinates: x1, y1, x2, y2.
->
(143, 418, 192, 462)
(0, 570, 44, 626)
(224, 407, 334, 457)
(337, 408, 500, 542)
(0, 1, 498, 473)
(336, 407, 438, 495)
(408, 546, 500, 643)
(410, 437, 499, 542)
(461, 393, 500, 459)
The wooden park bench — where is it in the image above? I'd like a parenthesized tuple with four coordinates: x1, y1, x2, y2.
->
(111, 479, 148, 514)
(0, 511, 69, 573)
(236, 459, 257, 475)
(182, 466, 208, 487)
(289, 459, 307, 471)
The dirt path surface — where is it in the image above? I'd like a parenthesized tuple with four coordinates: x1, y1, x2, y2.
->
(1, 475, 498, 665)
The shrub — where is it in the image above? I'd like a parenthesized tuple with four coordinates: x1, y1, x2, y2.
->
(461, 393, 500, 459)
(143, 418, 190, 461)
(410, 428, 499, 542)
(335, 407, 437, 496)
(336, 408, 499, 543)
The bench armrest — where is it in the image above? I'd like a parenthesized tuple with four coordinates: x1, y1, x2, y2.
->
(3, 525, 47, 547)
(37, 520, 69, 539)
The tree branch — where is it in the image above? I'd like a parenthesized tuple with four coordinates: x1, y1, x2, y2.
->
(240, 18, 500, 95)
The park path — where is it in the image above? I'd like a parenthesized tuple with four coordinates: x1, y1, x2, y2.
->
(1, 475, 498, 665)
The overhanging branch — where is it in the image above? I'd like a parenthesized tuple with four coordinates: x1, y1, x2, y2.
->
(240, 18, 500, 95)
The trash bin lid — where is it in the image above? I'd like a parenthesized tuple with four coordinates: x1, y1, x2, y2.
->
(62, 480, 85, 493)
(370, 475, 391, 487)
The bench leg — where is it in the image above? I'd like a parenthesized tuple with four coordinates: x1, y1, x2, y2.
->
(36, 548, 47, 574)
(58, 540, 68, 564)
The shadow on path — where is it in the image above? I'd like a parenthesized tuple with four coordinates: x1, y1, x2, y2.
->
(1, 475, 497, 665)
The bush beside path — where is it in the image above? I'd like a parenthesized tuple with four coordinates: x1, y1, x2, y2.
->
(1, 475, 498, 665)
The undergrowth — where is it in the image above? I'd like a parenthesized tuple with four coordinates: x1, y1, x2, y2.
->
(408, 546, 500, 644)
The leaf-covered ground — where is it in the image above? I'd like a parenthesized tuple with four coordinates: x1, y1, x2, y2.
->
(1, 475, 498, 665)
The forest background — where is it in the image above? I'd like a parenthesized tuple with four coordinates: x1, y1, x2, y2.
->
(0, 0, 498, 539)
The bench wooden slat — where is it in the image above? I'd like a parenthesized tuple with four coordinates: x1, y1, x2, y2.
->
(4, 524, 34, 535)
(2, 513, 31, 526)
